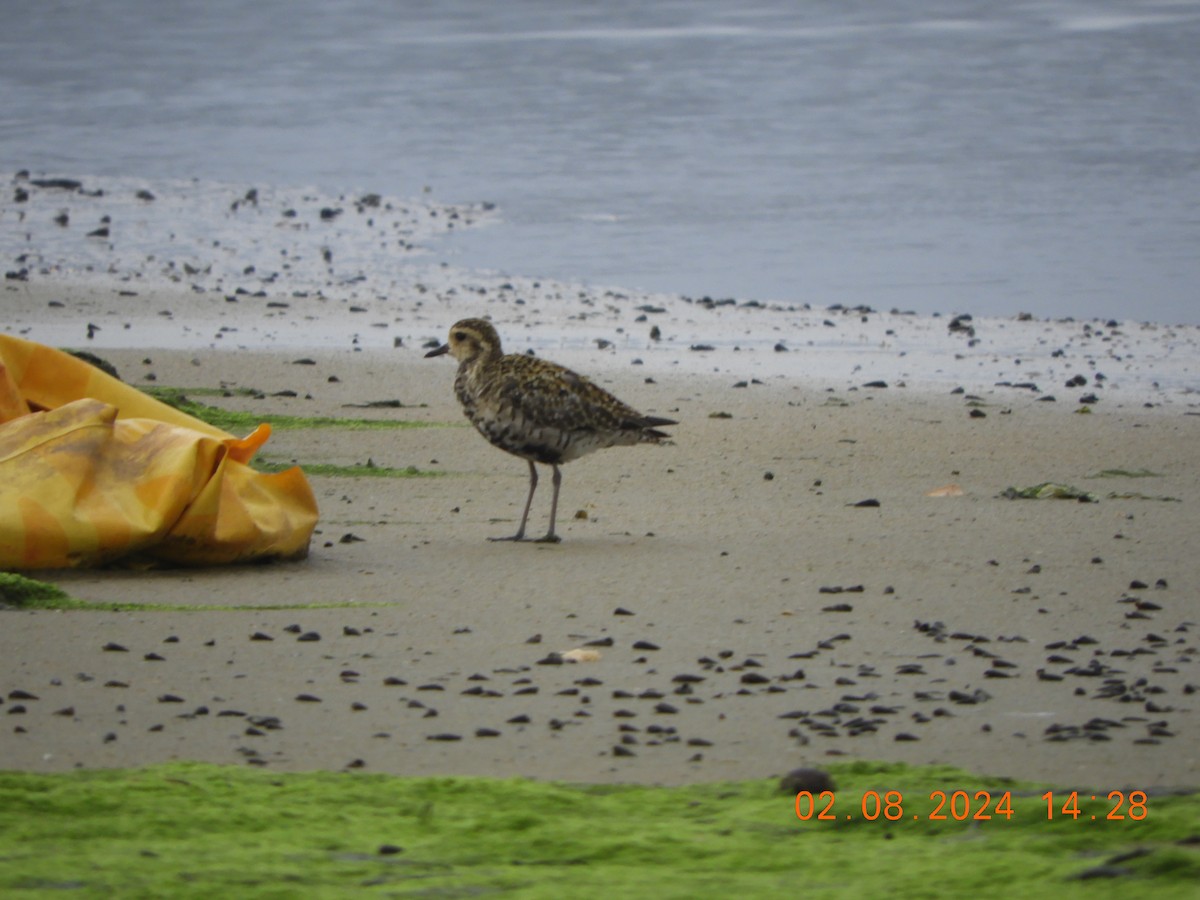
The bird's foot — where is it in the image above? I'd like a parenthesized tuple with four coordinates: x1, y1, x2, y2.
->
(486, 533, 561, 544)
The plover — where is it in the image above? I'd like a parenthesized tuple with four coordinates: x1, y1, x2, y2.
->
(426, 318, 676, 543)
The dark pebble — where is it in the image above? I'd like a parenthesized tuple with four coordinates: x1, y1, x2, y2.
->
(779, 768, 836, 794)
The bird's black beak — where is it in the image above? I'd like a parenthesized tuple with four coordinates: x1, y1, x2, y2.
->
(424, 343, 450, 358)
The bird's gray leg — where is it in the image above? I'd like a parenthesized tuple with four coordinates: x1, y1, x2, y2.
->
(534, 464, 563, 544)
(490, 459, 538, 542)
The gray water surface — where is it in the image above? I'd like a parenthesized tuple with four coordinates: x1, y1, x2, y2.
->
(2, 0, 1198, 323)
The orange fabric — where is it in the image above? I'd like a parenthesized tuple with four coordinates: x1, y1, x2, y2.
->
(0, 335, 318, 568)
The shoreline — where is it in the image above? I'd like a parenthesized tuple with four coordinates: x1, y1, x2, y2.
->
(6, 275, 1200, 404)
(2, 278, 1198, 788)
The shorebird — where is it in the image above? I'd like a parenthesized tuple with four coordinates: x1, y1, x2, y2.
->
(426, 318, 676, 543)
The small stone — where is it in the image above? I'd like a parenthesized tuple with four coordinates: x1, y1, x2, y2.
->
(779, 767, 835, 794)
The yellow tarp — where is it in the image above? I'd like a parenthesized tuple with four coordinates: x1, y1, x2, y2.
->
(0, 335, 318, 568)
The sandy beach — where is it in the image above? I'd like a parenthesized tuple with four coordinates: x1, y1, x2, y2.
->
(3, 268, 1198, 791)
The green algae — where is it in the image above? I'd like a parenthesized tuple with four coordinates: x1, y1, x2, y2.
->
(0, 762, 1195, 898)
(0, 573, 390, 613)
(1105, 491, 1181, 502)
(253, 459, 443, 478)
(0, 572, 81, 609)
(144, 387, 439, 432)
(1001, 483, 1100, 502)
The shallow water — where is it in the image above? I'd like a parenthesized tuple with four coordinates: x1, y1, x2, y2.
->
(2, 0, 1199, 323)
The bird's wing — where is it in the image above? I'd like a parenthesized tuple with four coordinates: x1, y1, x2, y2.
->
(491, 358, 638, 434)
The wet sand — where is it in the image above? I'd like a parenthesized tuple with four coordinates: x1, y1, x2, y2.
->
(2, 278, 1199, 789)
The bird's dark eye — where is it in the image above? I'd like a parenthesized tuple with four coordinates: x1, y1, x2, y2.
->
(453, 331, 467, 342)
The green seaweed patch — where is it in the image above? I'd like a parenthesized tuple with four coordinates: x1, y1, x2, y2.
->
(253, 459, 443, 478)
(0, 572, 92, 610)
(1107, 492, 1181, 502)
(0, 575, 391, 612)
(1088, 468, 1165, 479)
(0, 761, 1195, 897)
(144, 387, 437, 431)
(1001, 483, 1100, 502)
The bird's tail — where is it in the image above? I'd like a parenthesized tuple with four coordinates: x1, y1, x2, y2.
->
(634, 414, 676, 442)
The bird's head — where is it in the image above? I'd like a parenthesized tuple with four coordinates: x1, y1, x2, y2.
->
(425, 318, 503, 364)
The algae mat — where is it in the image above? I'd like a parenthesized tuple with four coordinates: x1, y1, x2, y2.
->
(0, 762, 1197, 898)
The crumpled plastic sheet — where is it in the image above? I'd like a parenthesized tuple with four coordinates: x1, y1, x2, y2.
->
(0, 334, 318, 568)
